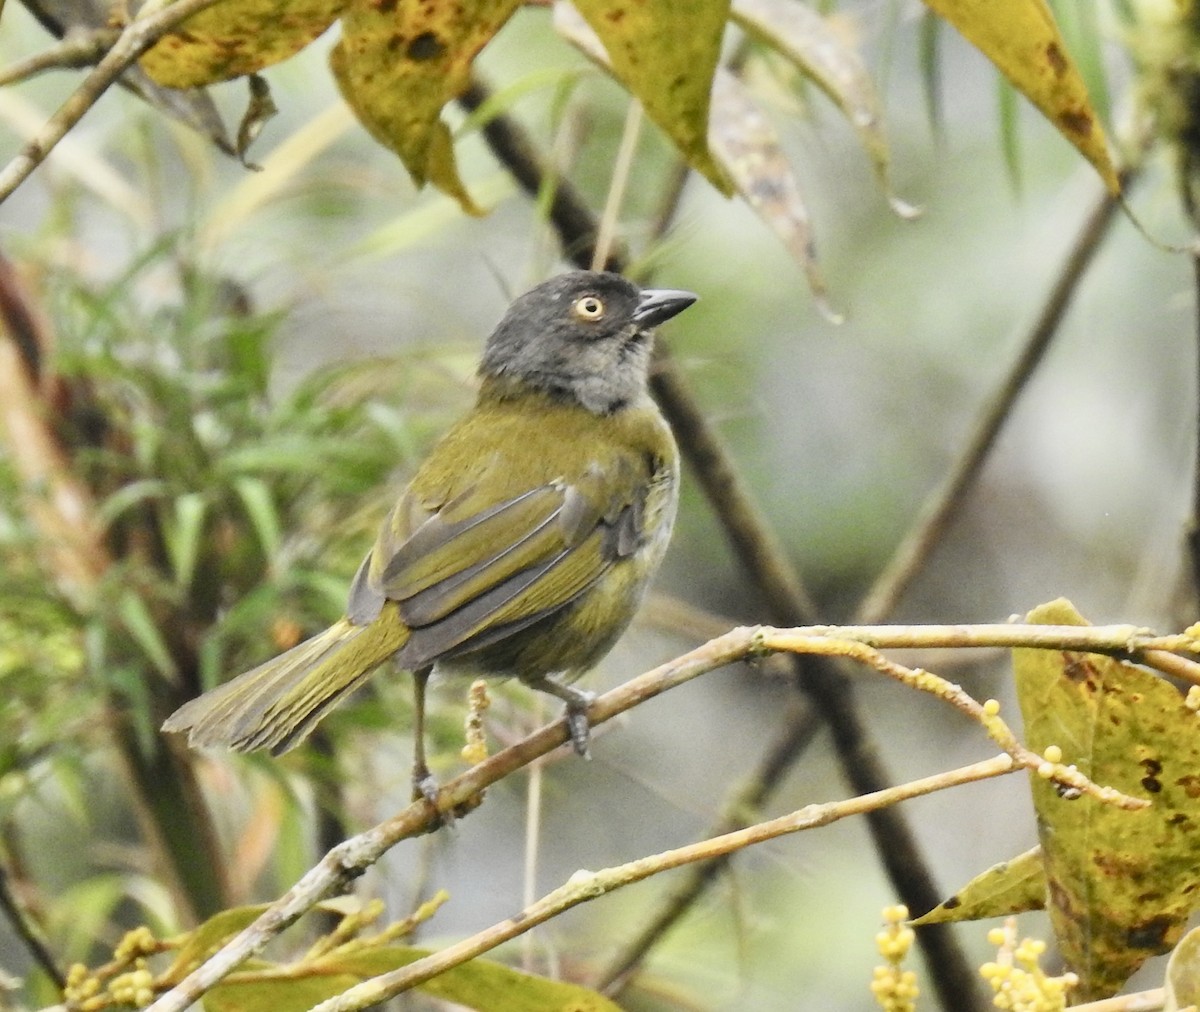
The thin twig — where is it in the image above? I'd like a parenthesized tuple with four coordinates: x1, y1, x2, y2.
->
(855, 167, 1135, 624)
(591, 100, 643, 271)
(145, 620, 1163, 1012)
(0, 27, 119, 87)
(1189, 246, 1200, 599)
(311, 755, 1024, 1012)
(0, 0, 225, 205)
(0, 859, 63, 988)
(597, 703, 822, 994)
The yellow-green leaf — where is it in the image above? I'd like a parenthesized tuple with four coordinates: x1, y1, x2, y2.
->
(557, 0, 733, 194)
(140, 0, 346, 88)
(920, 0, 1119, 192)
(204, 946, 620, 1012)
(1165, 926, 1200, 1012)
(910, 846, 1045, 926)
(330, 0, 521, 214)
(1014, 598, 1200, 1000)
(165, 904, 269, 983)
(731, 0, 917, 219)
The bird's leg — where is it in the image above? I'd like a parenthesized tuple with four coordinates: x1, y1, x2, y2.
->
(410, 665, 440, 808)
(523, 675, 596, 758)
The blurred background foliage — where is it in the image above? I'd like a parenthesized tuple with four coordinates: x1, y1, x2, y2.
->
(1, 1, 1198, 1009)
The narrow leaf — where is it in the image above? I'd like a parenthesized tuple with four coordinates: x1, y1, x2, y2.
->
(920, 0, 1119, 192)
(117, 591, 178, 682)
(732, 0, 918, 218)
(163, 492, 209, 591)
(911, 847, 1045, 925)
(709, 69, 841, 322)
(233, 477, 282, 562)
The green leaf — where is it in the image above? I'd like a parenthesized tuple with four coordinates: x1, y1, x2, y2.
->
(205, 946, 622, 1012)
(1014, 599, 1200, 1000)
(557, 0, 733, 194)
(1165, 926, 1200, 1012)
(117, 591, 178, 682)
(910, 847, 1045, 925)
(166, 905, 270, 983)
(233, 478, 282, 563)
(330, 0, 524, 213)
(140, 0, 346, 88)
(95, 479, 168, 529)
(164, 492, 209, 590)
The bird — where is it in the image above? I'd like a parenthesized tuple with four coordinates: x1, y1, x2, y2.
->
(163, 270, 697, 802)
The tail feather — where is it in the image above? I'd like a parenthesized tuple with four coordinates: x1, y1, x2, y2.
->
(163, 605, 408, 754)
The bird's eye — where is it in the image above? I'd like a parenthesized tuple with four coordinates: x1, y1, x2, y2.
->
(572, 295, 605, 321)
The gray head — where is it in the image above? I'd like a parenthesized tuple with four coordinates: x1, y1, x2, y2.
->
(480, 271, 697, 415)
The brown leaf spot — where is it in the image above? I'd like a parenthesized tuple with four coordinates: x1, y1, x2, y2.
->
(1045, 41, 1068, 77)
(375, 0, 398, 11)
(407, 31, 445, 61)
(1058, 108, 1094, 139)
(1176, 773, 1200, 798)
(606, 8, 625, 21)
(1141, 775, 1163, 794)
(1063, 654, 1097, 685)
(1126, 916, 1175, 951)
(942, 895, 961, 910)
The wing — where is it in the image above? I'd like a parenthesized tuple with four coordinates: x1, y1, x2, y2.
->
(347, 457, 649, 670)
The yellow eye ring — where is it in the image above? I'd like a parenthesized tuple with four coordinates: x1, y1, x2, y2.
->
(573, 295, 605, 320)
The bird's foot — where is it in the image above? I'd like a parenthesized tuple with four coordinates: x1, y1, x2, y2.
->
(563, 690, 596, 759)
(411, 763, 454, 828)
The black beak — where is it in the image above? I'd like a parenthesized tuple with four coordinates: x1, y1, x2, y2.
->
(633, 287, 697, 328)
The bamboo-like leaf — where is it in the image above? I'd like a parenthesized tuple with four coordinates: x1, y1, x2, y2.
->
(920, 0, 1119, 192)
(330, 0, 523, 214)
(709, 69, 840, 321)
(555, 0, 733, 194)
(140, 0, 346, 88)
(117, 591, 178, 682)
(732, 0, 918, 218)
(233, 477, 282, 563)
(164, 491, 209, 590)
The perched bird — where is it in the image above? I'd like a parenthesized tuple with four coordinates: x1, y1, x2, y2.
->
(163, 271, 697, 800)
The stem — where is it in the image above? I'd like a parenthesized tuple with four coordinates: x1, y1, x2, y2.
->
(0, 0, 225, 204)
(146, 619, 1158, 1012)
(0, 858, 63, 988)
(311, 756, 1022, 1012)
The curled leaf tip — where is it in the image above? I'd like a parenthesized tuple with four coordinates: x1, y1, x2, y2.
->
(888, 195, 923, 221)
(813, 291, 845, 326)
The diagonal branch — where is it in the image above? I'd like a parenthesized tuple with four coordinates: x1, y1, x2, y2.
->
(0, 0, 224, 204)
(147, 619, 1160, 1012)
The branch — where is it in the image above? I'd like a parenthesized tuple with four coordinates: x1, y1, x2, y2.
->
(0, 27, 119, 87)
(0, 0, 225, 205)
(312, 756, 1023, 1012)
(0, 858, 63, 988)
(145, 621, 1161, 1012)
